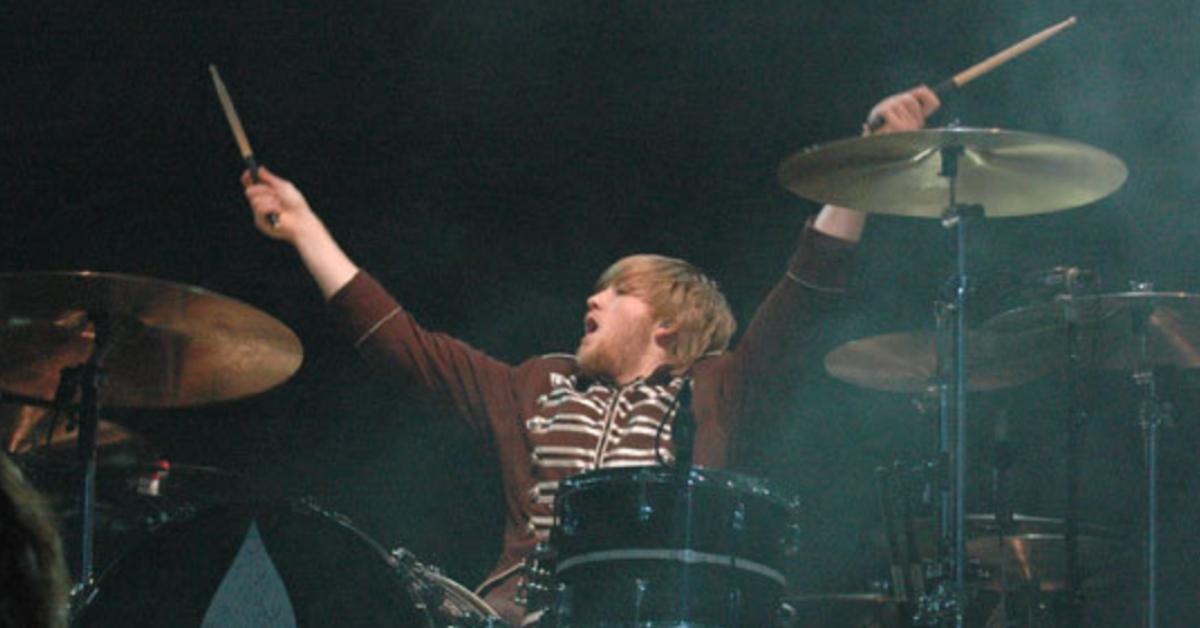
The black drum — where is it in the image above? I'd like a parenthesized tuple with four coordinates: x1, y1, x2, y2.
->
(543, 466, 797, 627)
(73, 499, 503, 627)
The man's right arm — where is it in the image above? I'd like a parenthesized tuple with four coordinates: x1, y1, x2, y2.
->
(241, 169, 515, 440)
(242, 167, 359, 299)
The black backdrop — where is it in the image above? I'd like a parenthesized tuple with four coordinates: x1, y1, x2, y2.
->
(3, 1, 1198, 623)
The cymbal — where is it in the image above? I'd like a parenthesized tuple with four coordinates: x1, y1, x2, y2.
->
(778, 127, 1127, 217)
(2, 404, 156, 468)
(0, 272, 303, 408)
(824, 330, 1057, 393)
(983, 291, 1200, 370)
(966, 513, 1124, 593)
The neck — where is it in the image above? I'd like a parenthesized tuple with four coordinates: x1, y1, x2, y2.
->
(613, 354, 673, 386)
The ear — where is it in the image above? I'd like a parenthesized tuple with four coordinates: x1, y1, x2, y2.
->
(652, 319, 680, 348)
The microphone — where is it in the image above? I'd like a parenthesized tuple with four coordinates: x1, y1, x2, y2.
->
(672, 380, 696, 472)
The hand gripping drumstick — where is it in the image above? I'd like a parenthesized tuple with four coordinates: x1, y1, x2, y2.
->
(866, 16, 1078, 131)
(209, 64, 280, 227)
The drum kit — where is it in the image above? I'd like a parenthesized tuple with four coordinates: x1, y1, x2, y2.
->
(2, 16, 1184, 628)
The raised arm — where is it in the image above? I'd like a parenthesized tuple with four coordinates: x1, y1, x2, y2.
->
(709, 86, 943, 434)
(241, 168, 516, 441)
(811, 85, 941, 243)
(242, 167, 359, 299)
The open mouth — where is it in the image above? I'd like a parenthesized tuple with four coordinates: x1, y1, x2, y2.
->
(584, 316, 599, 334)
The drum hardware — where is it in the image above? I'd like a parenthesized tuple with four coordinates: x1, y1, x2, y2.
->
(876, 456, 972, 627)
(0, 271, 303, 601)
(791, 124, 1128, 627)
(72, 499, 505, 627)
(982, 284, 1199, 628)
(515, 542, 558, 612)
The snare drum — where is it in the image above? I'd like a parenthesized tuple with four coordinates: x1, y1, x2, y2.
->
(543, 466, 798, 627)
(73, 499, 502, 627)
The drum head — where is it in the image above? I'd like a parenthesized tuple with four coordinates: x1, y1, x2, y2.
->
(73, 500, 429, 627)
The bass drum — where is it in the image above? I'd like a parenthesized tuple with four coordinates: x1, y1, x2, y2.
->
(73, 499, 503, 628)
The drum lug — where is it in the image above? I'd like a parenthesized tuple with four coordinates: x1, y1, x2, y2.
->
(638, 483, 654, 522)
(731, 501, 747, 532)
(516, 542, 557, 610)
(782, 521, 803, 556)
(775, 600, 798, 627)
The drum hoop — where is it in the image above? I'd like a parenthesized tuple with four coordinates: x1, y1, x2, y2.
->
(425, 570, 502, 619)
(554, 548, 787, 586)
(557, 466, 793, 508)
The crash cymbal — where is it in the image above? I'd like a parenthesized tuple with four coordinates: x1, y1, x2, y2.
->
(966, 513, 1124, 593)
(983, 291, 1200, 370)
(0, 271, 303, 408)
(824, 330, 1057, 393)
(779, 127, 1127, 217)
(2, 404, 155, 467)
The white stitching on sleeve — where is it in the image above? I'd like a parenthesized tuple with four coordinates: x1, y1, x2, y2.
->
(353, 306, 404, 349)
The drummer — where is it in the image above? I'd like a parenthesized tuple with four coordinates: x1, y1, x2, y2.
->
(242, 86, 939, 624)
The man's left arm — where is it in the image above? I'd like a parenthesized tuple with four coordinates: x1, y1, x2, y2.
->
(712, 86, 941, 424)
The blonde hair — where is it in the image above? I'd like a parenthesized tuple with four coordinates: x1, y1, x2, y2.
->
(0, 452, 69, 628)
(597, 254, 736, 368)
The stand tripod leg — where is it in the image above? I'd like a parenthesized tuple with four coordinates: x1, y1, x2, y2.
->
(1143, 412, 1158, 628)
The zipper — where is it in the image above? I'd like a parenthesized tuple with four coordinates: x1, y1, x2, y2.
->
(591, 381, 631, 469)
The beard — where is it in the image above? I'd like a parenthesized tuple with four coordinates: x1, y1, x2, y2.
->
(576, 337, 616, 379)
(571, 317, 657, 381)
(575, 319, 655, 381)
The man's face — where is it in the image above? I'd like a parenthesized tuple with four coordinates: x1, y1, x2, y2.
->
(576, 285, 659, 381)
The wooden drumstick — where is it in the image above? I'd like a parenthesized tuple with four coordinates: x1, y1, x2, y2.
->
(867, 16, 1078, 131)
(210, 64, 280, 227)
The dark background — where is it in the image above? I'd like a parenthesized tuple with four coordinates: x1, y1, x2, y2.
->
(2, 0, 1197, 623)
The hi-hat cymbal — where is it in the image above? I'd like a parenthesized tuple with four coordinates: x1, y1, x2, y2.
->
(0, 271, 303, 408)
(824, 330, 1057, 393)
(2, 404, 155, 467)
(966, 513, 1124, 593)
(983, 291, 1200, 370)
(779, 127, 1127, 217)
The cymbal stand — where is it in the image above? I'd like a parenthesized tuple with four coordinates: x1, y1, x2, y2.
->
(1128, 284, 1166, 628)
(1060, 290, 1087, 627)
(942, 143, 984, 628)
(63, 311, 115, 598)
(914, 142, 983, 628)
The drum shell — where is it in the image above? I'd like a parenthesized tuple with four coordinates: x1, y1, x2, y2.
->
(547, 466, 796, 627)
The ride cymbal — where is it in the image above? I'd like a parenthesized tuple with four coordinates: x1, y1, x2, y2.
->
(779, 127, 1127, 217)
(0, 271, 303, 408)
